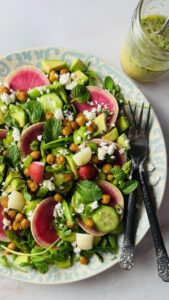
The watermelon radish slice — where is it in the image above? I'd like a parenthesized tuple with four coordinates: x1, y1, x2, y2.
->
(19, 122, 44, 157)
(4, 66, 49, 91)
(74, 86, 119, 128)
(31, 197, 59, 248)
(0, 203, 10, 242)
(91, 138, 127, 166)
(78, 181, 124, 236)
(0, 129, 7, 140)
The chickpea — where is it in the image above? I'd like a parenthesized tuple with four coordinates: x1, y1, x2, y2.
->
(54, 193, 63, 202)
(2, 149, 7, 156)
(45, 112, 54, 120)
(49, 70, 58, 83)
(7, 242, 16, 251)
(20, 218, 30, 229)
(15, 212, 24, 222)
(63, 119, 71, 126)
(87, 122, 96, 133)
(107, 174, 113, 181)
(24, 167, 30, 177)
(91, 155, 99, 164)
(30, 150, 41, 160)
(60, 68, 69, 75)
(83, 218, 94, 229)
(79, 256, 89, 265)
(75, 114, 86, 126)
(1, 197, 8, 208)
(62, 125, 72, 136)
(8, 209, 17, 219)
(70, 121, 79, 130)
(46, 154, 56, 165)
(12, 221, 20, 231)
(64, 173, 74, 181)
(15, 90, 27, 102)
(27, 180, 39, 193)
(101, 194, 111, 205)
(69, 143, 79, 153)
(56, 155, 65, 165)
(102, 163, 112, 174)
(0, 86, 10, 94)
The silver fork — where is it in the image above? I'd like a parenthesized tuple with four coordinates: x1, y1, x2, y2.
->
(120, 102, 169, 282)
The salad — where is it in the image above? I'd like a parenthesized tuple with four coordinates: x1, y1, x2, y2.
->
(0, 58, 138, 274)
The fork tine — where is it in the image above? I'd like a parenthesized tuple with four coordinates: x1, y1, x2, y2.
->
(128, 101, 137, 129)
(144, 105, 151, 135)
(137, 103, 144, 134)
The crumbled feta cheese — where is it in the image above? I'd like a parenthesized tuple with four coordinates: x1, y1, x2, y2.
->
(79, 143, 86, 150)
(100, 142, 107, 147)
(57, 149, 69, 156)
(98, 147, 107, 160)
(119, 148, 125, 154)
(54, 108, 64, 120)
(75, 203, 84, 214)
(37, 135, 42, 141)
(86, 121, 92, 126)
(97, 104, 102, 111)
(27, 210, 33, 222)
(124, 139, 130, 147)
(0, 106, 7, 113)
(3, 218, 11, 230)
(64, 110, 74, 121)
(12, 127, 20, 142)
(59, 73, 71, 85)
(1, 93, 15, 105)
(71, 241, 77, 247)
(83, 110, 96, 120)
(66, 81, 77, 90)
(107, 143, 116, 155)
(1, 191, 7, 197)
(98, 142, 116, 160)
(89, 201, 99, 211)
(74, 247, 81, 254)
(53, 202, 63, 218)
(42, 180, 55, 191)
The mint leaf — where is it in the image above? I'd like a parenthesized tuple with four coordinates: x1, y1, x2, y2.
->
(26, 100, 43, 124)
(7, 144, 20, 167)
(122, 180, 138, 195)
(71, 85, 90, 103)
(44, 118, 61, 142)
(77, 180, 102, 202)
(103, 76, 114, 92)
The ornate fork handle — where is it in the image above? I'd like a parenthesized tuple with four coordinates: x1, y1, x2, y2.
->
(120, 167, 139, 270)
(139, 166, 169, 282)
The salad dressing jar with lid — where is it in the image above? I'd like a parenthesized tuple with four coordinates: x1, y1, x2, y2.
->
(120, 0, 169, 82)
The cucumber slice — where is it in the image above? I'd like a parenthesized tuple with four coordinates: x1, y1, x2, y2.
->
(92, 206, 119, 233)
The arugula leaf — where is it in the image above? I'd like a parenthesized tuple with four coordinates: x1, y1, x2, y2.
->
(103, 76, 114, 92)
(122, 180, 138, 194)
(26, 100, 43, 124)
(76, 180, 102, 202)
(44, 118, 61, 143)
(7, 144, 20, 167)
(71, 85, 90, 103)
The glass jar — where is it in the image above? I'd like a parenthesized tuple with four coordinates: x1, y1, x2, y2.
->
(120, 0, 169, 82)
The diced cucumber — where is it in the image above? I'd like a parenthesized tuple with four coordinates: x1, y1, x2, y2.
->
(70, 59, 86, 72)
(72, 70, 88, 85)
(41, 59, 67, 73)
(73, 126, 87, 144)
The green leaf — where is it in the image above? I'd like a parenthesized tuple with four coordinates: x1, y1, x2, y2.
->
(103, 76, 114, 92)
(111, 166, 126, 181)
(7, 144, 20, 167)
(85, 70, 99, 79)
(71, 85, 90, 103)
(76, 180, 102, 203)
(30, 140, 40, 151)
(122, 180, 138, 194)
(44, 118, 61, 143)
(0, 255, 11, 268)
(26, 100, 43, 124)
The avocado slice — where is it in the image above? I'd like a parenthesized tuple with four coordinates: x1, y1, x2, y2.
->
(94, 113, 107, 135)
(116, 116, 129, 133)
(54, 257, 72, 269)
(72, 70, 88, 85)
(58, 231, 76, 243)
(5, 104, 27, 128)
(23, 155, 33, 168)
(70, 59, 86, 72)
(66, 155, 78, 179)
(5, 170, 20, 186)
(3, 130, 14, 149)
(14, 255, 29, 266)
(0, 156, 6, 184)
(41, 60, 67, 73)
(38, 93, 63, 113)
(103, 127, 119, 141)
(117, 133, 130, 150)
(5, 178, 25, 194)
(73, 126, 87, 144)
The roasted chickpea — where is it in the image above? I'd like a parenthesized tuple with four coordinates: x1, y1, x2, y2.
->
(27, 180, 39, 193)
(63, 119, 71, 126)
(69, 143, 79, 153)
(87, 122, 96, 133)
(54, 193, 63, 202)
(75, 114, 86, 126)
(60, 68, 69, 75)
(24, 167, 30, 177)
(91, 155, 99, 164)
(15, 212, 24, 222)
(79, 256, 89, 265)
(0, 86, 10, 94)
(2, 149, 7, 156)
(64, 173, 74, 181)
(62, 125, 72, 136)
(7, 242, 16, 251)
(70, 121, 79, 130)
(46, 154, 56, 165)
(83, 218, 94, 229)
(15, 90, 27, 102)
(1, 197, 8, 208)
(12, 221, 20, 231)
(7, 209, 17, 219)
(102, 163, 112, 174)
(30, 151, 41, 160)
(101, 194, 111, 205)
(45, 112, 54, 120)
(20, 218, 30, 229)
(49, 70, 58, 83)
(56, 155, 65, 165)
(107, 174, 113, 181)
